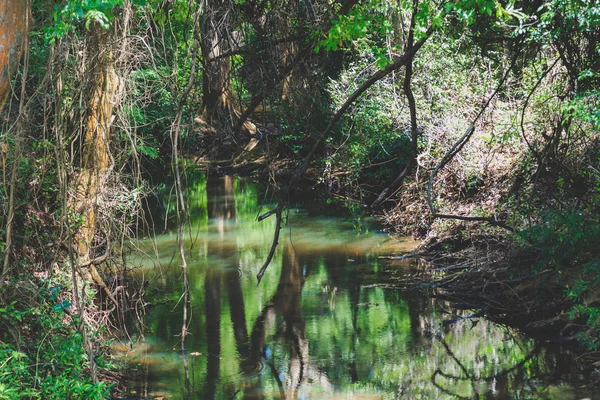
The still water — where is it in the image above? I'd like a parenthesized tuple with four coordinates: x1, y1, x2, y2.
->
(122, 174, 592, 399)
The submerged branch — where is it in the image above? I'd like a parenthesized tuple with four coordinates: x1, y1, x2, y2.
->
(257, 208, 278, 222)
(256, 202, 283, 284)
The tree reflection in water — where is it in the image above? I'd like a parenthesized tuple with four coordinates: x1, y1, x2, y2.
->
(123, 175, 593, 399)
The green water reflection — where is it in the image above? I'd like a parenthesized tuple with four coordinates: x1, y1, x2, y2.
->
(123, 174, 591, 399)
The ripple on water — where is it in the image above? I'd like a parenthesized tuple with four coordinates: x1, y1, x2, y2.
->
(221, 266, 243, 281)
(221, 358, 266, 382)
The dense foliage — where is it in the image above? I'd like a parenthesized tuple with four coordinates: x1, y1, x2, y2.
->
(0, 0, 599, 396)
(0, 281, 111, 399)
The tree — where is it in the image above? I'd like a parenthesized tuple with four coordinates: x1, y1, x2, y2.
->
(199, 0, 236, 126)
(70, 20, 120, 302)
(0, 0, 29, 280)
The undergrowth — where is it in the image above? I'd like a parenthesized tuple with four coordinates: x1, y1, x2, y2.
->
(0, 279, 111, 399)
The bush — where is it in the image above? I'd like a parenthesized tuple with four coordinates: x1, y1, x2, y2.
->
(0, 281, 111, 399)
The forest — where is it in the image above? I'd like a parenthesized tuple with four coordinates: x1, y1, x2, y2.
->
(0, 0, 599, 398)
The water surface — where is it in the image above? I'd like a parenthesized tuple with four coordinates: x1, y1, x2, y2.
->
(122, 174, 592, 399)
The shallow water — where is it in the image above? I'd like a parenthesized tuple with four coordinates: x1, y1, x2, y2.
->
(122, 174, 593, 399)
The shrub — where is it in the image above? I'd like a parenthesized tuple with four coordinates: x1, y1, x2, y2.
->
(0, 281, 111, 399)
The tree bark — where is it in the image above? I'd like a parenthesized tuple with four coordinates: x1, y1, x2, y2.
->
(70, 22, 119, 300)
(1, 0, 29, 281)
(200, 3, 234, 125)
(0, 0, 28, 113)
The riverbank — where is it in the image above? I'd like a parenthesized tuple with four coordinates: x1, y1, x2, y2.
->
(414, 231, 600, 386)
(0, 279, 114, 399)
(110, 171, 599, 399)
(210, 152, 600, 385)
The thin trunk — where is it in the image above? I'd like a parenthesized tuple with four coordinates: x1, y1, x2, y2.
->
(200, 4, 234, 125)
(280, 41, 296, 102)
(371, 0, 419, 208)
(277, 2, 299, 103)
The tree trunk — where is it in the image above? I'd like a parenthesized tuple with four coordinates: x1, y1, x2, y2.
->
(0, 0, 29, 281)
(0, 0, 28, 113)
(276, 1, 300, 102)
(70, 22, 119, 298)
(200, 5, 234, 125)
(371, 0, 419, 208)
(280, 41, 296, 102)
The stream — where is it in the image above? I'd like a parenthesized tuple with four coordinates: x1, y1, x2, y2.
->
(119, 173, 594, 399)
